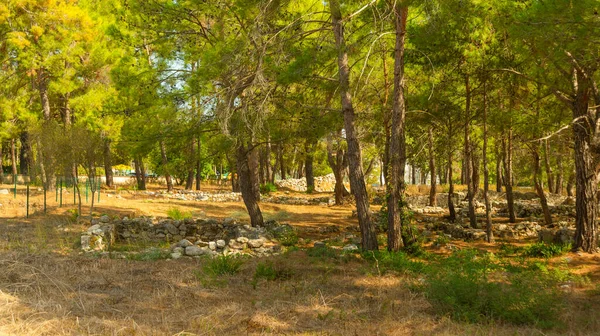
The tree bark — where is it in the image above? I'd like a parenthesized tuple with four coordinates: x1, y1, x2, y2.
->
(196, 136, 202, 190)
(38, 72, 51, 121)
(11, 139, 17, 181)
(249, 143, 261, 201)
(327, 137, 349, 205)
(185, 136, 195, 190)
(19, 132, 30, 175)
(134, 156, 146, 190)
(566, 171, 575, 197)
(482, 79, 493, 242)
(572, 72, 597, 252)
(543, 139, 555, 193)
(447, 126, 456, 222)
(428, 127, 437, 207)
(330, 0, 378, 250)
(555, 153, 563, 194)
(0, 143, 3, 184)
(103, 139, 114, 188)
(159, 140, 173, 192)
(502, 130, 516, 223)
(464, 75, 478, 229)
(278, 144, 286, 180)
(237, 141, 264, 227)
(533, 149, 553, 225)
(305, 139, 316, 192)
(495, 141, 503, 192)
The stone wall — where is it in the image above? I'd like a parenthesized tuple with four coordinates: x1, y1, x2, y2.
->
(275, 174, 337, 192)
(81, 215, 291, 258)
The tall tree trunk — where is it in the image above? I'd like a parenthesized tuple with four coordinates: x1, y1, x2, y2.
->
(61, 93, 72, 127)
(533, 149, 553, 225)
(330, 0, 378, 250)
(464, 75, 478, 229)
(503, 129, 516, 223)
(567, 171, 575, 197)
(185, 136, 195, 190)
(447, 125, 456, 222)
(11, 139, 17, 182)
(249, 143, 261, 201)
(236, 141, 264, 227)
(428, 127, 437, 207)
(134, 156, 146, 190)
(572, 73, 597, 252)
(19, 132, 30, 175)
(103, 139, 114, 188)
(278, 145, 286, 180)
(495, 141, 503, 192)
(265, 138, 273, 184)
(0, 143, 3, 184)
(411, 165, 416, 185)
(38, 72, 51, 121)
(196, 137, 202, 190)
(482, 80, 493, 242)
(159, 140, 173, 192)
(471, 147, 480, 195)
(555, 153, 563, 194)
(543, 139, 555, 193)
(305, 140, 316, 192)
(327, 138, 348, 205)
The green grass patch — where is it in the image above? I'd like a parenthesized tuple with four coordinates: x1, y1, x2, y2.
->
(260, 182, 277, 195)
(523, 242, 572, 258)
(166, 207, 192, 220)
(251, 260, 293, 288)
(203, 255, 245, 276)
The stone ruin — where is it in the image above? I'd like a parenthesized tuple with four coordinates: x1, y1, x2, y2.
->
(81, 215, 293, 258)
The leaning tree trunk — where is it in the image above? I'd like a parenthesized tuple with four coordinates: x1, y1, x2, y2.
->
(236, 141, 264, 227)
(533, 149, 553, 225)
(464, 75, 478, 229)
(482, 80, 493, 243)
(103, 139, 114, 188)
(330, 0, 378, 250)
(327, 140, 349, 205)
(428, 127, 437, 207)
(249, 143, 261, 201)
(159, 140, 173, 192)
(503, 129, 516, 223)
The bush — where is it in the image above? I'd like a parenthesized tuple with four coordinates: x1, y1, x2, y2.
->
(422, 250, 564, 328)
(363, 251, 426, 275)
(251, 261, 293, 288)
(203, 255, 245, 276)
(260, 182, 277, 195)
(167, 207, 192, 220)
(126, 248, 171, 261)
(272, 226, 299, 246)
(523, 242, 571, 258)
(307, 246, 339, 259)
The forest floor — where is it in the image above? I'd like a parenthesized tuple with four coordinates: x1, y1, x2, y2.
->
(0, 182, 599, 335)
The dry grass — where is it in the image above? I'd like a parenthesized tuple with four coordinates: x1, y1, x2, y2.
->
(0, 183, 599, 335)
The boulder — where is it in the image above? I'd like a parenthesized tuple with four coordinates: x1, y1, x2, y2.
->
(342, 244, 359, 252)
(185, 245, 209, 256)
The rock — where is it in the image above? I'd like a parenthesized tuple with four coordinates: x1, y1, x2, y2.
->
(172, 247, 184, 254)
(171, 252, 182, 259)
(185, 245, 209, 256)
(216, 239, 226, 248)
(165, 223, 179, 235)
(176, 239, 193, 248)
(223, 218, 236, 225)
(0, 189, 9, 195)
(342, 244, 359, 252)
(248, 238, 264, 248)
(208, 241, 217, 250)
(81, 235, 91, 251)
(237, 237, 249, 243)
(195, 241, 209, 247)
(100, 215, 110, 223)
(313, 241, 326, 248)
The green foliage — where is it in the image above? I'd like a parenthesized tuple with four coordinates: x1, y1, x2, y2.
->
(251, 261, 293, 288)
(260, 182, 277, 195)
(126, 248, 171, 261)
(362, 251, 426, 275)
(203, 255, 245, 276)
(166, 207, 192, 220)
(523, 242, 572, 258)
(307, 246, 339, 259)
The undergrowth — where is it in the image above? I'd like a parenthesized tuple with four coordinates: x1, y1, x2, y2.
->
(166, 207, 192, 220)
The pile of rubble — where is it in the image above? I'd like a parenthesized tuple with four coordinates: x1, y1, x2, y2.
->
(81, 215, 293, 258)
(275, 174, 337, 192)
(263, 195, 335, 206)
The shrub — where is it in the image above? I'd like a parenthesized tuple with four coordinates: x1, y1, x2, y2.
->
(166, 207, 192, 220)
(203, 255, 245, 276)
(307, 246, 339, 259)
(251, 261, 293, 288)
(363, 251, 426, 275)
(422, 250, 564, 328)
(523, 242, 571, 258)
(126, 248, 171, 261)
(260, 183, 277, 195)
(273, 226, 299, 246)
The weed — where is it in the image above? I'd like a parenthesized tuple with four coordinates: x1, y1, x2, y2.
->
(260, 182, 277, 195)
(203, 255, 245, 276)
(126, 248, 170, 261)
(274, 229, 299, 247)
(363, 251, 426, 275)
(523, 242, 571, 258)
(251, 261, 293, 288)
(307, 246, 338, 259)
(166, 207, 192, 220)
